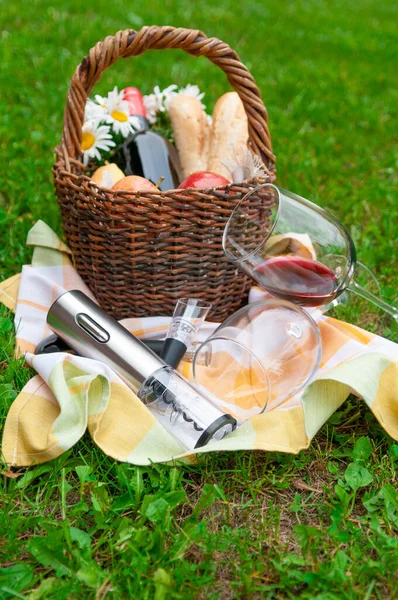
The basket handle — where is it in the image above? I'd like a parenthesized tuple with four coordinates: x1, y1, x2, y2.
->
(62, 25, 275, 173)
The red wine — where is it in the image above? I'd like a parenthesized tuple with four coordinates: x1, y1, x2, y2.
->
(253, 256, 338, 307)
(113, 87, 181, 191)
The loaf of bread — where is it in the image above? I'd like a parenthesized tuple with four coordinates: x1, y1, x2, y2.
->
(168, 94, 210, 178)
(207, 92, 248, 179)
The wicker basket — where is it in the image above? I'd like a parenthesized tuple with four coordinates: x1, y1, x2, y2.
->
(53, 26, 276, 321)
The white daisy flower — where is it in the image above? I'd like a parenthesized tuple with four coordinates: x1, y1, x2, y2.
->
(143, 91, 162, 124)
(94, 92, 107, 108)
(84, 98, 105, 123)
(103, 86, 140, 137)
(143, 84, 206, 123)
(143, 85, 178, 123)
(178, 84, 206, 109)
(160, 84, 179, 111)
(80, 121, 115, 165)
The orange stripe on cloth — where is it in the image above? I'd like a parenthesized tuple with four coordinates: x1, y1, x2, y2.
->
(15, 339, 37, 356)
(18, 299, 50, 312)
(318, 320, 350, 367)
(324, 317, 374, 345)
(132, 325, 169, 338)
(67, 383, 90, 396)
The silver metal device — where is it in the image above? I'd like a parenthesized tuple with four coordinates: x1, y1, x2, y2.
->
(47, 290, 162, 390)
(47, 291, 236, 450)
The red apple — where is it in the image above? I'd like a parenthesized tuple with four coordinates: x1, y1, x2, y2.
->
(178, 171, 231, 190)
(112, 175, 158, 192)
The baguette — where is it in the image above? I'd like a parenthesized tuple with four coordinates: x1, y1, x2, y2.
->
(168, 94, 209, 178)
(207, 92, 248, 179)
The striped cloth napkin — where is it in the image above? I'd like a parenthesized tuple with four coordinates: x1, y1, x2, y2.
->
(1, 221, 397, 467)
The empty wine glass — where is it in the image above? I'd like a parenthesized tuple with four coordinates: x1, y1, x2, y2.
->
(193, 336, 271, 421)
(223, 184, 398, 322)
(192, 299, 321, 415)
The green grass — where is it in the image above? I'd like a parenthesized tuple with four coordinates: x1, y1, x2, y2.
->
(0, 0, 397, 597)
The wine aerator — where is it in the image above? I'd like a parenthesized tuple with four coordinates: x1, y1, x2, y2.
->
(47, 290, 236, 450)
(160, 298, 212, 368)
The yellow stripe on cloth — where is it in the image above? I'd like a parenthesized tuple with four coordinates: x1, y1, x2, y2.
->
(126, 422, 197, 465)
(372, 362, 398, 439)
(88, 381, 159, 461)
(302, 352, 394, 439)
(252, 405, 309, 453)
(0, 273, 21, 311)
(1, 375, 62, 466)
(88, 382, 196, 464)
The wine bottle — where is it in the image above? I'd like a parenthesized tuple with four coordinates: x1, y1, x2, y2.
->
(112, 87, 182, 191)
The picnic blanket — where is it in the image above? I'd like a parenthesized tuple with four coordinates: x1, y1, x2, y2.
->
(1, 221, 397, 466)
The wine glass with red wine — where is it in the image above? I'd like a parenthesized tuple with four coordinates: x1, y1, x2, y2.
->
(223, 184, 398, 322)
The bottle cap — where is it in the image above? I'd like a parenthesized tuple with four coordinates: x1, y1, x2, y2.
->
(122, 87, 147, 118)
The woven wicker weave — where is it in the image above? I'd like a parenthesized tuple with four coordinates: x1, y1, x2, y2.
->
(53, 26, 276, 320)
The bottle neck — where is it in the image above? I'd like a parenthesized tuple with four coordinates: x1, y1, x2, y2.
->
(122, 87, 149, 132)
(134, 115, 150, 132)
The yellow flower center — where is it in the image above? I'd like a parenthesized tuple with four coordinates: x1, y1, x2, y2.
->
(111, 110, 128, 122)
(81, 132, 95, 151)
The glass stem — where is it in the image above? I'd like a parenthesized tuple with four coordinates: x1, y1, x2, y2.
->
(348, 280, 398, 322)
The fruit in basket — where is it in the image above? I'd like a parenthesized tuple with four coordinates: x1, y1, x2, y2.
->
(178, 171, 230, 190)
(91, 163, 125, 188)
(112, 175, 158, 192)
